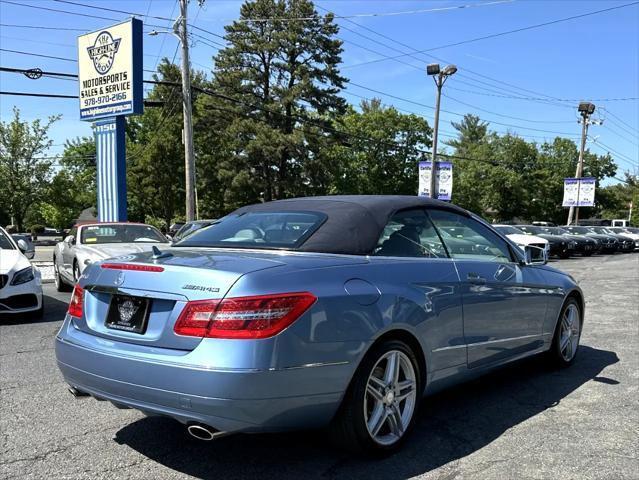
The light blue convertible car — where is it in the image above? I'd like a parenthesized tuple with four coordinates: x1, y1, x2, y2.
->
(55, 196, 584, 454)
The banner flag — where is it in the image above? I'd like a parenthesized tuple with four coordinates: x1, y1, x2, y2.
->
(562, 177, 596, 207)
(418, 161, 453, 200)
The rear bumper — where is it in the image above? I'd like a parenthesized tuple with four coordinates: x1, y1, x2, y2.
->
(55, 322, 354, 433)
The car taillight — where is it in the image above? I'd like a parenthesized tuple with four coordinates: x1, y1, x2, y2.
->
(174, 292, 317, 339)
(68, 284, 84, 318)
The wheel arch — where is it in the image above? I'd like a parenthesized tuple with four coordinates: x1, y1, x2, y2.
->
(565, 288, 585, 322)
(353, 328, 428, 395)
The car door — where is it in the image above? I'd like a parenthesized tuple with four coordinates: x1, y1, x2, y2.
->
(61, 227, 78, 280)
(428, 209, 547, 369)
(372, 208, 465, 373)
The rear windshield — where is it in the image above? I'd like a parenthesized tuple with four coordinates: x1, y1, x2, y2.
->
(175, 211, 326, 249)
(81, 225, 168, 244)
(494, 225, 523, 235)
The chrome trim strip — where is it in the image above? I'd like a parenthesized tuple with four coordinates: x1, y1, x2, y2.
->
(467, 333, 541, 347)
(433, 333, 543, 352)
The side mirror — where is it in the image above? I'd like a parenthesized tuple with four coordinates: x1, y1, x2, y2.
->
(17, 239, 28, 253)
(523, 245, 547, 265)
(64, 235, 75, 245)
(165, 234, 173, 241)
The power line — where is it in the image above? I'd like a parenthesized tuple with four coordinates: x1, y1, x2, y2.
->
(442, 93, 577, 124)
(3, 67, 633, 171)
(446, 86, 639, 103)
(0, 0, 225, 44)
(189, 0, 514, 23)
(0, 48, 76, 63)
(347, 81, 581, 136)
(0, 22, 86, 32)
(319, 3, 630, 115)
(602, 108, 639, 135)
(344, 2, 639, 69)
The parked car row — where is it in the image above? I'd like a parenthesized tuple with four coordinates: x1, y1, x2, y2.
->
(494, 223, 639, 259)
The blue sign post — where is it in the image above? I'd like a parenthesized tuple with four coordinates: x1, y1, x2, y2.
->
(94, 117, 127, 222)
(78, 18, 143, 222)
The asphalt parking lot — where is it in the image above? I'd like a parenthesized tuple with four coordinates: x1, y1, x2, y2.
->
(1, 253, 637, 479)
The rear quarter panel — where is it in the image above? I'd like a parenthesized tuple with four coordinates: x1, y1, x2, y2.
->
(225, 256, 465, 380)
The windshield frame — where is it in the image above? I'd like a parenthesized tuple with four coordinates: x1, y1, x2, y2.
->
(79, 224, 168, 245)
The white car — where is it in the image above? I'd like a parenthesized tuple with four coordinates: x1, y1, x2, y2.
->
(0, 227, 43, 317)
(493, 225, 549, 255)
(53, 222, 170, 291)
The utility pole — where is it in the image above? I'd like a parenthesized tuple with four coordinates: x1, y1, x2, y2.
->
(426, 63, 457, 199)
(567, 102, 596, 226)
(177, 0, 196, 222)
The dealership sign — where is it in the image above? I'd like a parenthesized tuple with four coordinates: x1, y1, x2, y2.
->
(562, 177, 596, 207)
(418, 161, 453, 200)
(78, 19, 143, 121)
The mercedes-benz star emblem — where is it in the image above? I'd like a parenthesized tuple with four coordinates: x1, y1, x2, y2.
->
(118, 300, 138, 324)
(114, 271, 125, 286)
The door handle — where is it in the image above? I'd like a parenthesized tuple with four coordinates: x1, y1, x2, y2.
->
(467, 272, 486, 285)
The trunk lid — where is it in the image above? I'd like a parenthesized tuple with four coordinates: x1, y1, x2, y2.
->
(73, 249, 288, 351)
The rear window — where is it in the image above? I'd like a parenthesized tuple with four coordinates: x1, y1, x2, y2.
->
(175, 211, 326, 249)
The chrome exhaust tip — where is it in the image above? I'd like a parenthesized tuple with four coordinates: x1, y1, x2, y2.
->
(186, 423, 227, 441)
(68, 386, 89, 397)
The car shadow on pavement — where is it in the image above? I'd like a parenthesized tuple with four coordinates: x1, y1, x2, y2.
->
(114, 345, 618, 480)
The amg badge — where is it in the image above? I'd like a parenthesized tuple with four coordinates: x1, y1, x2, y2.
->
(182, 284, 220, 293)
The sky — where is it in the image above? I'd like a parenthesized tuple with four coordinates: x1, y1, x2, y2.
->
(1, 0, 638, 185)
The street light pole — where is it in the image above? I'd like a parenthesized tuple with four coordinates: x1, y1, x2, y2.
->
(567, 102, 596, 226)
(430, 78, 443, 199)
(177, 0, 196, 222)
(426, 63, 457, 199)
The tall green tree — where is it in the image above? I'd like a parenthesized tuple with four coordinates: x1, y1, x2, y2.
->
(39, 136, 97, 229)
(327, 99, 432, 195)
(195, 0, 347, 213)
(0, 107, 59, 230)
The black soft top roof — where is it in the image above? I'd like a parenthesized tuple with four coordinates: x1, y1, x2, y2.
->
(231, 195, 470, 255)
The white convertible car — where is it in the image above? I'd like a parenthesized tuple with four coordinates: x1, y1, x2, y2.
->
(0, 227, 43, 317)
(53, 222, 170, 291)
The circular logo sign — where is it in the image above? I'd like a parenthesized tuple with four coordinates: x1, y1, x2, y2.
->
(86, 31, 121, 75)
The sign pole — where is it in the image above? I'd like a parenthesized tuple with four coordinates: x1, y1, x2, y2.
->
(94, 117, 127, 222)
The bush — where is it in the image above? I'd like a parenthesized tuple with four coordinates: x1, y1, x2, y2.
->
(29, 224, 45, 239)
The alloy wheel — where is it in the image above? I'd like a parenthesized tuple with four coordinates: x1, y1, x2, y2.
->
(559, 304, 580, 362)
(364, 350, 417, 446)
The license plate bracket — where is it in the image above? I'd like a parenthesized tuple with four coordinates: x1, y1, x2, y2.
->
(105, 295, 150, 334)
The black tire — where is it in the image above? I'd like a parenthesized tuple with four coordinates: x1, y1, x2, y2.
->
(34, 301, 44, 319)
(547, 298, 582, 368)
(559, 251, 571, 259)
(53, 258, 71, 292)
(329, 339, 423, 455)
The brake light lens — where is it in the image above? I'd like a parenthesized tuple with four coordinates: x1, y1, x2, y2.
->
(68, 284, 84, 318)
(101, 263, 164, 272)
(174, 292, 317, 339)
